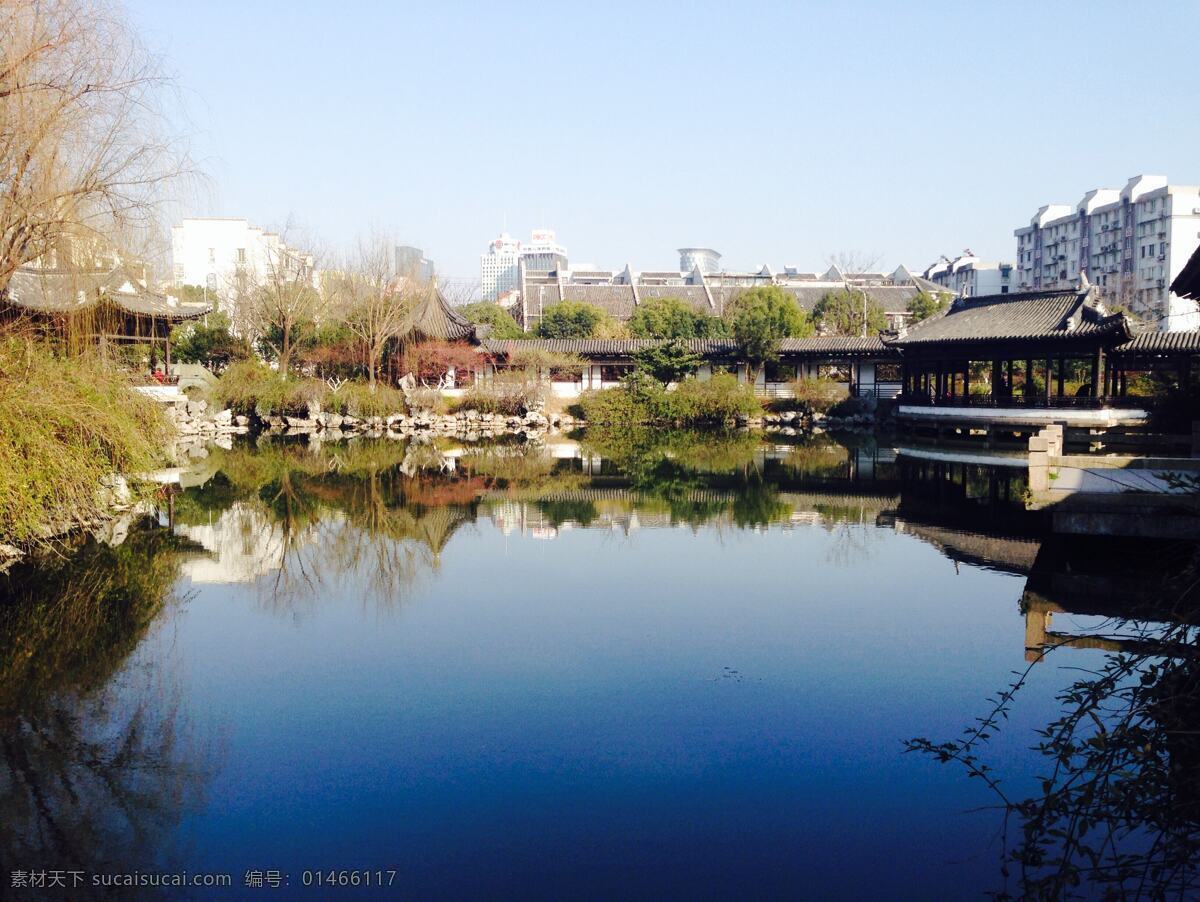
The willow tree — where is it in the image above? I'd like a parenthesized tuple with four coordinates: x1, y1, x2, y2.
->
(0, 0, 188, 293)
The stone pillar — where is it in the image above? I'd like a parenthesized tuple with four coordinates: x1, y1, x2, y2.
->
(1028, 434, 1050, 492)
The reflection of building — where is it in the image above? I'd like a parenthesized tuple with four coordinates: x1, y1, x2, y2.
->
(175, 503, 296, 583)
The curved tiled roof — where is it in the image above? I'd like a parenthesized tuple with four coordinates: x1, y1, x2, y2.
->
(1113, 330, 1200, 354)
(892, 288, 1130, 346)
(1171, 244, 1200, 300)
(400, 288, 475, 341)
(4, 266, 210, 321)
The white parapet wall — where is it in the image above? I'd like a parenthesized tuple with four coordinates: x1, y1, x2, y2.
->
(132, 384, 185, 403)
(897, 405, 1149, 427)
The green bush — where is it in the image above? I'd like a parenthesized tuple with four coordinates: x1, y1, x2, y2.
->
(461, 302, 526, 339)
(789, 377, 848, 415)
(579, 372, 760, 426)
(0, 337, 170, 547)
(537, 301, 609, 338)
(666, 373, 761, 423)
(212, 360, 326, 417)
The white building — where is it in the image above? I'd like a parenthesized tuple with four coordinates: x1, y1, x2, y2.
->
(678, 247, 722, 274)
(521, 229, 568, 274)
(480, 231, 522, 301)
(171, 218, 316, 319)
(923, 251, 1014, 297)
(1014, 175, 1200, 330)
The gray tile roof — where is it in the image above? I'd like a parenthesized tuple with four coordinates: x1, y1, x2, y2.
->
(1113, 330, 1200, 354)
(400, 288, 475, 341)
(1171, 244, 1200, 300)
(481, 337, 896, 359)
(4, 266, 210, 321)
(892, 288, 1130, 346)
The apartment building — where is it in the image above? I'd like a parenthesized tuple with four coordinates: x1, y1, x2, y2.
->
(1014, 175, 1200, 330)
(923, 251, 1014, 297)
(171, 218, 316, 321)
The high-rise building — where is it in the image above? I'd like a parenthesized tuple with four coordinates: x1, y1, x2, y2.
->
(480, 232, 522, 301)
(520, 229, 568, 275)
(1014, 175, 1200, 330)
(395, 245, 435, 281)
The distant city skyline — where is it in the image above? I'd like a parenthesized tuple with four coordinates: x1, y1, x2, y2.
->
(127, 1, 1200, 281)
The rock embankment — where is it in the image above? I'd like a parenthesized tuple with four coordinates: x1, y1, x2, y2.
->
(254, 401, 582, 442)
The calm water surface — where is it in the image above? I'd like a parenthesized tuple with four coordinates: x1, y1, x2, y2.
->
(1, 431, 1186, 899)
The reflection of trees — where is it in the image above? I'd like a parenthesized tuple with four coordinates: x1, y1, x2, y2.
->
(907, 541, 1200, 898)
(0, 526, 216, 890)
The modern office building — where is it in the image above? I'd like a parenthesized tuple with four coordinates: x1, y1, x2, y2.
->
(678, 247, 722, 274)
(481, 229, 567, 300)
(521, 229, 568, 275)
(480, 232, 522, 301)
(395, 245, 435, 281)
(1014, 175, 1200, 330)
(923, 251, 1015, 297)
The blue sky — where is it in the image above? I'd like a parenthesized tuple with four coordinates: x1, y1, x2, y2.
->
(129, 0, 1200, 280)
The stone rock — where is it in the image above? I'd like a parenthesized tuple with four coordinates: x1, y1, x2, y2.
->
(187, 398, 208, 417)
(212, 408, 233, 425)
(234, 415, 250, 427)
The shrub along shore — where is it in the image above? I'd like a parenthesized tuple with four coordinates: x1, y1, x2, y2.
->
(0, 344, 878, 558)
(0, 337, 171, 558)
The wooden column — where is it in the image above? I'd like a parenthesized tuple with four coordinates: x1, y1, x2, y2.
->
(991, 359, 1002, 398)
(1056, 356, 1065, 398)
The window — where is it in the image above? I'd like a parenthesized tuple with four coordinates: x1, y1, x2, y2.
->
(764, 361, 797, 383)
(208, 247, 216, 264)
(236, 247, 246, 263)
(550, 368, 581, 384)
(600, 364, 631, 383)
(875, 362, 901, 382)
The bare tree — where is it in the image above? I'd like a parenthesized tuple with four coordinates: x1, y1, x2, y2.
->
(824, 251, 885, 338)
(0, 0, 190, 291)
(244, 227, 323, 374)
(824, 250, 884, 280)
(330, 232, 414, 392)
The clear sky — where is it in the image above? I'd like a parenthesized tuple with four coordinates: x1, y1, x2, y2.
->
(128, 0, 1200, 280)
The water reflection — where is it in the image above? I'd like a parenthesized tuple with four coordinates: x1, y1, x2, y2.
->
(909, 535, 1200, 897)
(1, 429, 1196, 895)
(0, 525, 219, 892)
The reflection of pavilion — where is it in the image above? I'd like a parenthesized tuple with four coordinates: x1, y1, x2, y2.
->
(176, 503, 300, 583)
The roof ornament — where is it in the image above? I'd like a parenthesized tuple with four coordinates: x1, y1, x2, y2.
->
(1078, 270, 1091, 290)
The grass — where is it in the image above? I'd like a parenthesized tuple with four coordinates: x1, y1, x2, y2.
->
(0, 336, 171, 548)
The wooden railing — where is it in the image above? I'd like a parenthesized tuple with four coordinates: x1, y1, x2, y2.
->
(897, 392, 1140, 410)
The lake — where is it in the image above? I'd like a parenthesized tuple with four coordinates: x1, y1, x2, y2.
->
(2, 430, 1195, 899)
